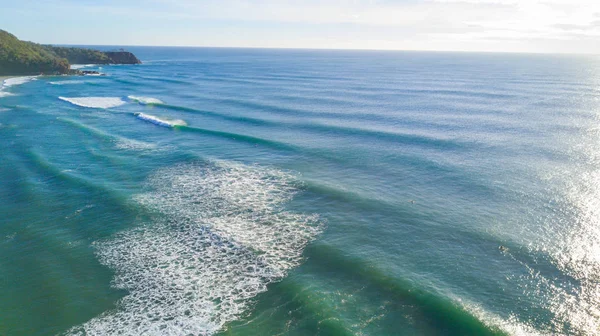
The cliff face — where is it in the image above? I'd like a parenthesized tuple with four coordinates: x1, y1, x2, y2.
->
(104, 51, 141, 64)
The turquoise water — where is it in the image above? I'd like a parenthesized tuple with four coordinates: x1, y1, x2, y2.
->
(1, 48, 599, 336)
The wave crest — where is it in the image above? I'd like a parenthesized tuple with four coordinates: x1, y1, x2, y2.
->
(128, 95, 164, 105)
(136, 113, 186, 128)
(50, 80, 86, 86)
(3, 76, 37, 88)
(0, 76, 37, 98)
(59, 97, 126, 109)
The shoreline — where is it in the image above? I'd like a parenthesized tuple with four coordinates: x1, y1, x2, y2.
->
(0, 75, 38, 95)
(0, 76, 15, 93)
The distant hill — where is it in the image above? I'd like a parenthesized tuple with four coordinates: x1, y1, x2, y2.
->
(0, 29, 141, 76)
(0, 30, 69, 75)
(44, 46, 112, 65)
(45, 46, 141, 65)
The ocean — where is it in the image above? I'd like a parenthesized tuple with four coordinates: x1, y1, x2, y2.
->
(0, 48, 598, 336)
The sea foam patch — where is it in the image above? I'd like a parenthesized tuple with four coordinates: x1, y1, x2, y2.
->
(135, 113, 186, 128)
(114, 138, 159, 151)
(59, 97, 126, 109)
(65, 162, 322, 335)
(128, 95, 164, 105)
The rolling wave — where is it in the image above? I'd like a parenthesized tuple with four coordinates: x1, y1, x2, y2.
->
(302, 244, 508, 335)
(65, 161, 322, 335)
(214, 96, 423, 125)
(112, 78, 144, 87)
(20, 149, 127, 204)
(59, 97, 126, 109)
(156, 103, 273, 127)
(135, 113, 186, 127)
(1, 76, 37, 98)
(3, 76, 37, 88)
(57, 117, 158, 151)
(176, 125, 296, 151)
(153, 101, 467, 149)
(128, 95, 164, 105)
(299, 122, 466, 149)
(129, 75, 193, 85)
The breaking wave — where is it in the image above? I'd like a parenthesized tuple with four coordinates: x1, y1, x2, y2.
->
(3, 76, 37, 88)
(135, 113, 186, 128)
(0, 76, 37, 98)
(70, 64, 97, 70)
(49, 80, 86, 86)
(59, 97, 127, 109)
(65, 161, 322, 335)
(128, 95, 164, 105)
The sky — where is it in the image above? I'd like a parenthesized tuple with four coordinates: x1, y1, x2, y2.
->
(1, 0, 599, 54)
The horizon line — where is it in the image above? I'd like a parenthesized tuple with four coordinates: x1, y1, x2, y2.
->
(51, 43, 599, 57)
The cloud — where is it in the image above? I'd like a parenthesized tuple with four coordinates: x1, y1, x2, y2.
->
(4, 0, 600, 52)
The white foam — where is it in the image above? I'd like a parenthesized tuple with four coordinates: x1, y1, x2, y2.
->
(3, 76, 37, 88)
(136, 113, 186, 128)
(66, 161, 322, 335)
(50, 80, 86, 85)
(1, 76, 37, 98)
(455, 296, 549, 336)
(59, 97, 126, 109)
(70, 64, 97, 70)
(114, 138, 158, 151)
(128, 95, 164, 105)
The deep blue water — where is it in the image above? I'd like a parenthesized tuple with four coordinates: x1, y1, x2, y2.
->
(1, 47, 599, 336)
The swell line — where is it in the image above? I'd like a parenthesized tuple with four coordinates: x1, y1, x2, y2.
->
(57, 117, 158, 152)
(174, 125, 298, 151)
(153, 102, 470, 150)
(304, 243, 507, 336)
(155, 103, 272, 126)
(20, 149, 131, 210)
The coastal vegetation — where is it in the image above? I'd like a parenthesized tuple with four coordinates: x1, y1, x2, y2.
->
(45, 46, 111, 65)
(0, 30, 69, 75)
(0, 29, 140, 76)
